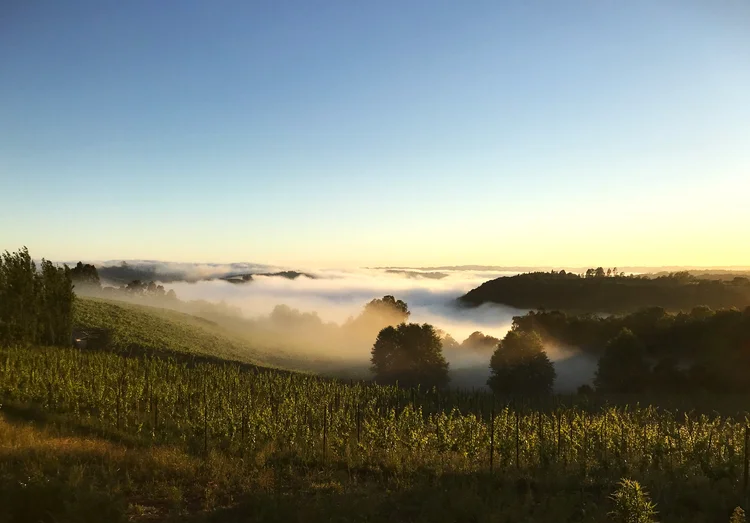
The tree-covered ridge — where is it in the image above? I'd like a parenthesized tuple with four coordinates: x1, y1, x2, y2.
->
(459, 269, 750, 313)
(512, 307, 750, 393)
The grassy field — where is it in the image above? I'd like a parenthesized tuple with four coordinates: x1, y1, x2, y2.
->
(0, 408, 642, 523)
(72, 297, 299, 369)
(2, 343, 750, 522)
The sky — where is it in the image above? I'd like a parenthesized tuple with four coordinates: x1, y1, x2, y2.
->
(1, 1, 749, 268)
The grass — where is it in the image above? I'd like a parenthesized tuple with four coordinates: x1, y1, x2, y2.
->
(0, 409, 634, 523)
(73, 297, 296, 369)
(3, 406, 746, 523)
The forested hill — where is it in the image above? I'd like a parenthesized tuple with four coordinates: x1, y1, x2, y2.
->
(458, 270, 750, 313)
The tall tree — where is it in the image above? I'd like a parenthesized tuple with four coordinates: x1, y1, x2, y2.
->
(487, 330, 556, 396)
(0, 247, 74, 347)
(371, 323, 449, 389)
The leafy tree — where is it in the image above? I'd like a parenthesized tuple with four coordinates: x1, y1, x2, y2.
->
(460, 331, 500, 352)
(363, 295, 410, 320)
(370, 323, 449, 389)
(439, 332, 460, 351)
(70, 261, 101, 289)
(0, 247, 74, 347)
(487, 330, 555, 396)
(345, 295, 411, 343)
(37, 259, 74, 346)
(595, 329, 650, 393)
(0, 247, 39, 344)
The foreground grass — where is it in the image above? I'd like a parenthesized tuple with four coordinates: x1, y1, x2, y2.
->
(0, 408, 659, 523)
(1, 400, 748, 523)
(0, 409, 596, 523)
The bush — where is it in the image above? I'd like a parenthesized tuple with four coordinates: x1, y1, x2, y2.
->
(609, 478, 657, 523)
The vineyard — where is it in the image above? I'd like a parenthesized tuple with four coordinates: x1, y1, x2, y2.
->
(3, 344, 750, 507)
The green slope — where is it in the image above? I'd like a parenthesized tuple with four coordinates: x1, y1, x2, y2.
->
(72, 296, 294, 368)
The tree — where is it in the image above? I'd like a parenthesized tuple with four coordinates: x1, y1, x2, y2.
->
(460, 331, 500, 352)
(595, 267, 606, 278)
(595, 328, 650, 393)
(0, 247, 74, 347)
(439, 332, 460, 351)
(363, 295, 410, 320)
(70, 261, 101, 289)
(370, 323, 449, 389)
(345, 295, 411, 343)
(487, 330, 556, 396)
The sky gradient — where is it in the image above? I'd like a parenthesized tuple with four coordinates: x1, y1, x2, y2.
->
(1, 1, 749, 268)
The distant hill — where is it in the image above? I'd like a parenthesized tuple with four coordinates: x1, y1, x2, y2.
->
(73, 297, 304, 369)
(384, 269, 448, 279)
(458, 271, 750, 313)
(97, 262, 315, 285)
(222, 271, 316, 284)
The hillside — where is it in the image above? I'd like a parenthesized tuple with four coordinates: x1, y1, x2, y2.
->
(459, 271, 750, 313)
(72, 297, 298, 369)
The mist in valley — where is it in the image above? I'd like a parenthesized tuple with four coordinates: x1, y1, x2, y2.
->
(84, 263, 596, 391)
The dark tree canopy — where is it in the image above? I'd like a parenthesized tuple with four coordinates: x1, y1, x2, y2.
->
(488, 330, 556, 396)
(511, 306, 750, 393)
(123, 280, 167, 296)
(70, 261, 101, 288)
(594, 328, 650, 393)
(0, 247, 74, 347)
(371, 323, 449, 389)
(459, 270, 750, 313)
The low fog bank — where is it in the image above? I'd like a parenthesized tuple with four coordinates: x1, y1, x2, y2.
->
(80, 266, 595, 392)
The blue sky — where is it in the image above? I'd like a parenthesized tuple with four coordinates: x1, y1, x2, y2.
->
(1, 1, 749, 267)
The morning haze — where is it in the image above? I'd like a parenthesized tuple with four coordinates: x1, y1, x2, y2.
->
(1, 1, 749, 522)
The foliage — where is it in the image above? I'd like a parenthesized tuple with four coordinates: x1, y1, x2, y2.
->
(595, 329, 650, 393)
(460, 331, 500, 352)
(512, 307, 750, 393)
(488, 331, 555, 396)
(731, 507, 747, 523)
(0, 247, 74, 347)
(70, 261, 101, 288)
(371, 323, 449, 388)
(459, 270, 750, 313)
(609, 479, 658, 523)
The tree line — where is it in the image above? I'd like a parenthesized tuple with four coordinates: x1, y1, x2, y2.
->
(0, 247, 74, 346)
(513, 307, 750, 393)
(459, 269, 750, 313)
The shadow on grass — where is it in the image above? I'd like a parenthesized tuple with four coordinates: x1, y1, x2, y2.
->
(0, 402, 160, 449)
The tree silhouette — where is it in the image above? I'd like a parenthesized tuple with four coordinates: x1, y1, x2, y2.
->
(70, 261, 101, 289)
(594, 328, 650, 393)
(370, 323, 449, 389)
(487, 330, 555, 396)
(363, 295, 410, 319)
(0, 247, 74, 347)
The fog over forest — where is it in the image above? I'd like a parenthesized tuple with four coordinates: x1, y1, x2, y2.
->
(84, 261, 597, 391)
